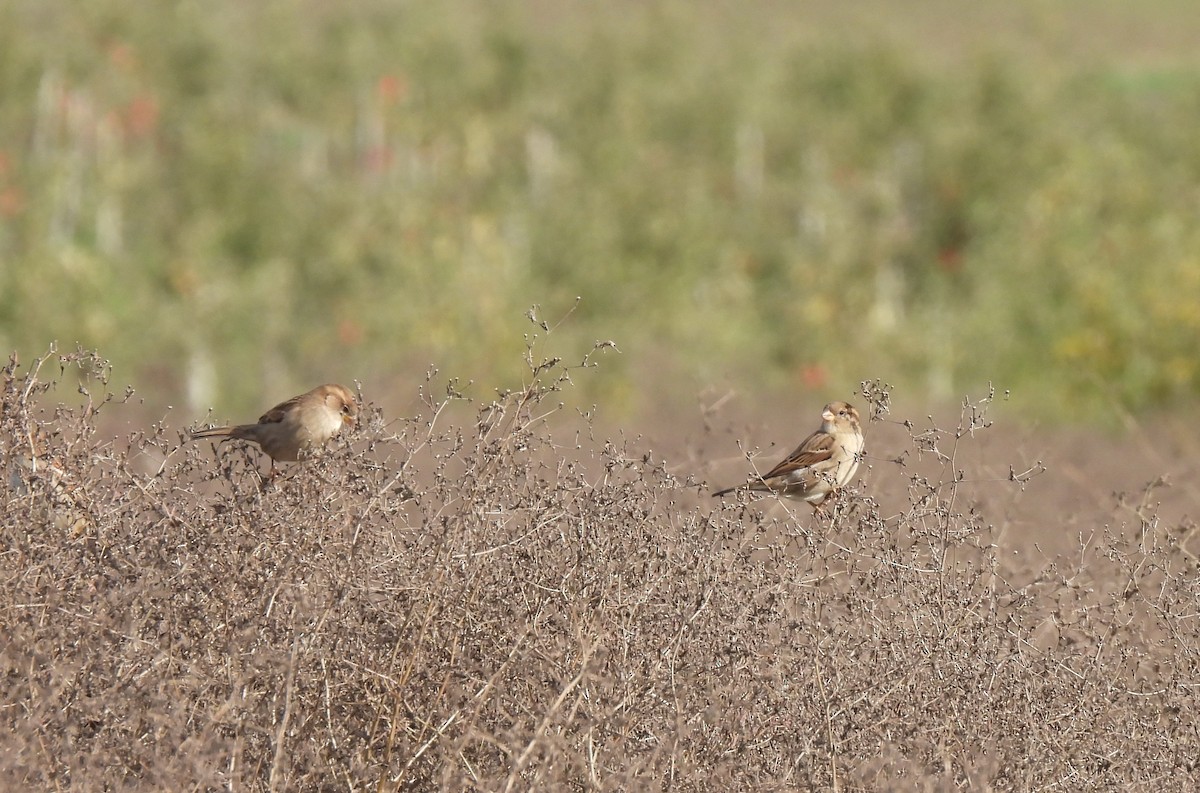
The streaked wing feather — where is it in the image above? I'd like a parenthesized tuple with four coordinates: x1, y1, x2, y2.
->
(258, 395, 301, 425)
(760, 431, 834, 480)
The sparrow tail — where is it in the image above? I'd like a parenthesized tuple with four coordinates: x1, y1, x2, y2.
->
(191, 426, 236, 441)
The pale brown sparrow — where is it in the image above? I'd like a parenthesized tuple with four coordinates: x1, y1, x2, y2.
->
(712, 400, 864, 508)
(192, 383, 357, 471)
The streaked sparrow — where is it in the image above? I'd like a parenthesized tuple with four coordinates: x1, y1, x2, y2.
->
(713, 400, 864, 508)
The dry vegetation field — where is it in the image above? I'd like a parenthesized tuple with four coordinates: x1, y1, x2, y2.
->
(4, 344, 1199, 790)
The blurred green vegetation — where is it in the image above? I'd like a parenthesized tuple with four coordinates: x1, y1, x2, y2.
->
(2, 0, 1200, 420)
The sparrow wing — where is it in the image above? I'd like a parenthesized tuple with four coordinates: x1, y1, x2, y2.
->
(759, 430, 835, 480)
(257, 394, 302, 426)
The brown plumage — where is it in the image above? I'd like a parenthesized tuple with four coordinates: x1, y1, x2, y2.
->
(191, 383, 358, 468)
(712, 401, 864, 508)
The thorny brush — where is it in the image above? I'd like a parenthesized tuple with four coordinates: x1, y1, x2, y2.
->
(2, 333, 1199, 790)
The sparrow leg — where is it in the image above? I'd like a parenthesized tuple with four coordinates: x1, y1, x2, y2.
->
(256, 459, 280, 491)
(812, 489, 841, 514)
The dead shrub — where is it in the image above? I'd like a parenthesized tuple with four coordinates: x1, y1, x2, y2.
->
(2, 340, 1198, 791)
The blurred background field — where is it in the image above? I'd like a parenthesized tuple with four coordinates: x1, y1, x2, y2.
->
(3, 0, 1200, 423)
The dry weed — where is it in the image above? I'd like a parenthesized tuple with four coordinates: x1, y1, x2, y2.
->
(2, 342, 1198, 790)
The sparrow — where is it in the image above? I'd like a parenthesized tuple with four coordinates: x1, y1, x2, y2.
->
(712, 400, 864, 509)
(191, 383, 358, 472)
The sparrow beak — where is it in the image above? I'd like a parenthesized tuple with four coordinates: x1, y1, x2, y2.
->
(822, 409, 835, 422)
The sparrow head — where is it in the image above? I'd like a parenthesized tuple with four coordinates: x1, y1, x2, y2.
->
(316, 383, 358, 428)
(821, 401, 861, 434)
